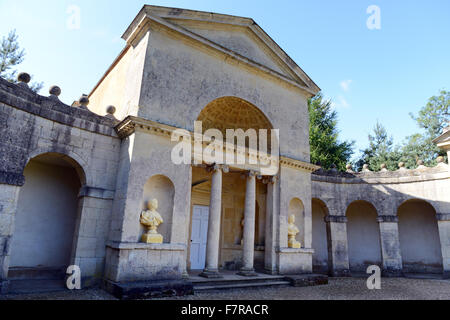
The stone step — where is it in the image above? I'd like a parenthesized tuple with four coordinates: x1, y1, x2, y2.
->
(191, 276, 288, 287)
(194, 280, 291, 292)
(8, 267, 66, 280)
(8, 279, 67, 294)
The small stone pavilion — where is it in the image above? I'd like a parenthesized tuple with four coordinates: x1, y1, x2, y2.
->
(0, 5, 449, 297)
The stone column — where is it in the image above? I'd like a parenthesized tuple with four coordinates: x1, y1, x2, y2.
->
(377, 215, 403, 277)
(200, 165, 224, 278)
(437, 213, 450, 279)
(238, 171, 257, 277)
(264, 176, 279, 274)
(325, 215, 350, 277)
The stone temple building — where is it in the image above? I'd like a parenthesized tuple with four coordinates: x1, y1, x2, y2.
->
(0, 5, 449, 296)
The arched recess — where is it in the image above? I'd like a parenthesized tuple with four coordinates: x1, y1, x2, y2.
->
(141, 175, 175, 244)
(288, 198, 305, 247)
(197, 96, 276, 153)
(397, 199, 443, 274)
(346, 200, 382, 273)
(9, 153, 85, 279)
(197, 96, 273, 134)
(312, 198, 329, 274)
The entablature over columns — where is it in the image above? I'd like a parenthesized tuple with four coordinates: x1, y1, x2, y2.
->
(116, 116, 318, 175)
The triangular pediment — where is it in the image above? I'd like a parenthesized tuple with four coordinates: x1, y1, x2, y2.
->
(122, 5, 320, 96)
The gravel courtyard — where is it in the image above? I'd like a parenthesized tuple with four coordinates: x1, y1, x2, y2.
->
(2, 277, 450, 300)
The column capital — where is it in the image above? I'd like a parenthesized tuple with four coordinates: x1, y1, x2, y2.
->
(268, 176, 278, 184)
(248, 170, 258, 177)
(261, 175, 278, 184)
(324, 215, 348, 223)
(377, 215, 399, 223)
(240, 170, 258, 179)
(206, 164, 229, 173)
(437, 213, 450, 221)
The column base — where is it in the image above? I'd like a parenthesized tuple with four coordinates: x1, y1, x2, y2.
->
(237, 269, 258, 277)
(262, 268, 278, 275)
(199, 270, 223, 279)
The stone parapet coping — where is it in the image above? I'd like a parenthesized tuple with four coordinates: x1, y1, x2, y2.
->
(312, 165, 449, 184)
(106, 241, 186, 251)
(0, 77, 117, 137)
(278, 248, 314, 254)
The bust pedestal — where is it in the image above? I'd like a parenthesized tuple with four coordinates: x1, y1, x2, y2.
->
(142, 232, 163, 244)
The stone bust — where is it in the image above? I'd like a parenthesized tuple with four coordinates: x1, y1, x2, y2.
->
(288, 214, 301, 249)
(140, 199, 164, 244)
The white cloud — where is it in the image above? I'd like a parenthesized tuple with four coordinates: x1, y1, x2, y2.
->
(340, 80, 353, 92)
(331, 95, 350, 110)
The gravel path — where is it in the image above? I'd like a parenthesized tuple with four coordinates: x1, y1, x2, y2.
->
(2, 278, 450, 300)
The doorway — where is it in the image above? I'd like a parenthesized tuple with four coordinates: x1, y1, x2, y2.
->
(190, 205, 209, 270)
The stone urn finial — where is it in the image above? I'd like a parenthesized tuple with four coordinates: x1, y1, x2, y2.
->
(17, 72, 31, 89)
(398, 162, 406, 170)
(140, 199, 164, 244)
(329, 164, 338, 174)
(17, 72, 31, 84)
(105, 105, 118, 121)
(416, 159, 426, 169)
(49, 86, 61, 99)
(106, 105, 116, 115)
(346, 164, 353, 173)
(78, 95, 89, 109)
(362, 164, 371, 172)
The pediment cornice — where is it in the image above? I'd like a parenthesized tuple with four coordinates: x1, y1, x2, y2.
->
(122, 5, 320, 96)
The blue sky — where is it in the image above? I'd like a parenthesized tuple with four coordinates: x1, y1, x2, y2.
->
(1, 0, 449, 160)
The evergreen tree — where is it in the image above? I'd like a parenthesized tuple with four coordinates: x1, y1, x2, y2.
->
(309, 93, 354, 171)
(401, 90, 449, 167)
(356, 122, 402, 172)
(0, 30, 43, 92)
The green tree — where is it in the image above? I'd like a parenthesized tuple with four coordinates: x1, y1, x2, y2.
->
(309, 93, 354, 171)
(356, 122, 402, 172)
(401, 90, 449, 167)
(0, 30, 43, 92)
